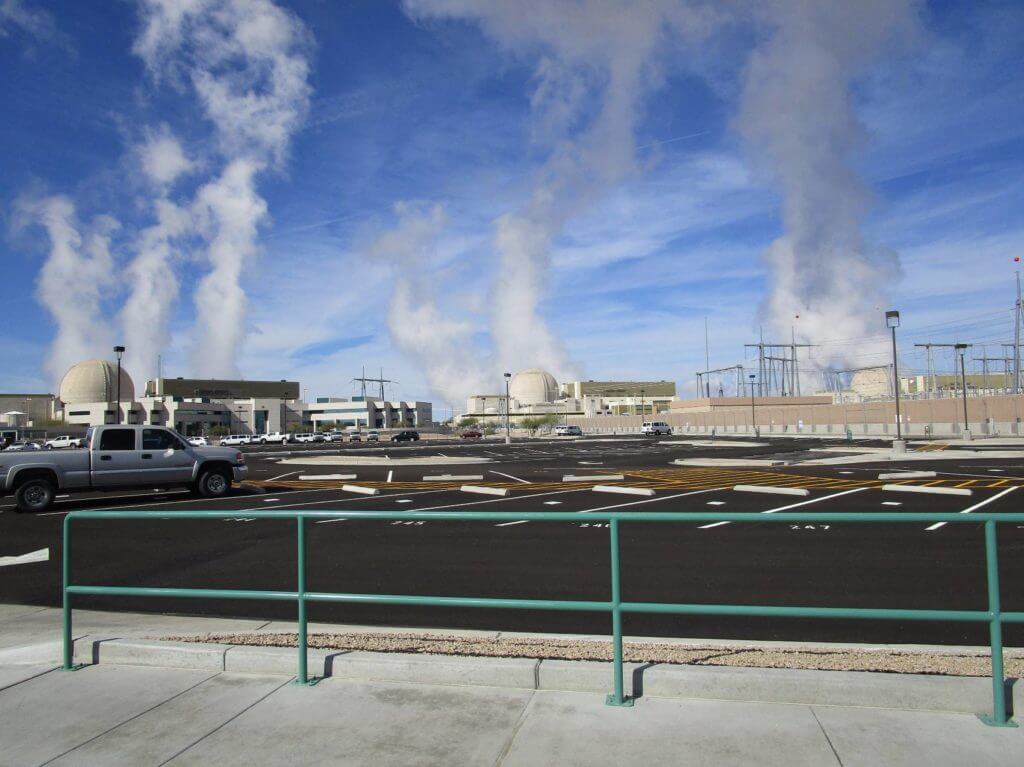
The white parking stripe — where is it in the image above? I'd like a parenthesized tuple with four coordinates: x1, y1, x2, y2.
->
(698, 487, 868, 529)
(489, 471, 532, 484)
(268, 471, 301, 481)
(577, 488, 723, 514)
(925, 487, 1017, 531)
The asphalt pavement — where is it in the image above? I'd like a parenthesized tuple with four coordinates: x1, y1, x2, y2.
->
(3, 435, 1024, 646)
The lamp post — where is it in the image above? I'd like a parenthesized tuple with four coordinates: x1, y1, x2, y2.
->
(749, 373, 757, 437)
(956, 343, 970, 439)
(639, 388, 645, 424)
(885, 311, 903, 447)
(503, 372, 512, 445)
(113, 346, 125, 425)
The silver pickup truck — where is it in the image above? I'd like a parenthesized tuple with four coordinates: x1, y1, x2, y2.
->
(0, 424, 248, 512)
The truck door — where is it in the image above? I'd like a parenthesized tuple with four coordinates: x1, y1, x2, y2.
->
(92, 427, 141, 487)
(141, 428, 195, 485)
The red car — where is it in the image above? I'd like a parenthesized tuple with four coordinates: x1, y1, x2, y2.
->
(460, 430, 483, 440)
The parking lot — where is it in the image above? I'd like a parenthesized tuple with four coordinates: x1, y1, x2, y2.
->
(3, 435, 1023, 646)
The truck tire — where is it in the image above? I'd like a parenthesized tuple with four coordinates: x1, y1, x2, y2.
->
(196, 468, 232, 498)
(15, 478, 56, 512)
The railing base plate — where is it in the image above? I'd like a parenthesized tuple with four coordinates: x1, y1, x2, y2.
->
(605, 694, 635, 708)
(293, 677, 322, 687)
(977, 714, 1018, 728)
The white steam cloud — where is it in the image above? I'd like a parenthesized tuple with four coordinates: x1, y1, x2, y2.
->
(737, 0, 920, 360)
(403, 1, 716, 380)
(121, 128, 193, 380)
(134, 0, 311, 377)
(370, 202, 490, 404)
(18, 196, 118, 384)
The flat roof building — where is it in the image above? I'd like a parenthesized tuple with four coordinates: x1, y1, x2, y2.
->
(145, 377, 300, 400)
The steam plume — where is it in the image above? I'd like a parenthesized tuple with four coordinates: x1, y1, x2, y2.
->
(134, 0, 311, 377)
(737, 0, 919, 360)
(403, 1, 716, 377)
(19, 196, 118, 384)
(370, 203, 491, 404)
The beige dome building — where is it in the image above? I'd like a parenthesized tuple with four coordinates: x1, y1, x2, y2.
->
(508, 368, 560, 406)
(58, 359, 135, 405)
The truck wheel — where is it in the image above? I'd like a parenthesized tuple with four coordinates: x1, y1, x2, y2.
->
(197, 468, 232, 498)
(15, 478, 56, 512)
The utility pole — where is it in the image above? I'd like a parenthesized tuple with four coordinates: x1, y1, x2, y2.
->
(749, 373, 757, 437)
(885, 311, 902, 444)
(956, 344, 970, 438)
(503, 372, 512, 444)
(1015, 271, 1022, 394)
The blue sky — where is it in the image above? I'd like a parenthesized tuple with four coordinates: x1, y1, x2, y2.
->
(1, 1, 1023, 412)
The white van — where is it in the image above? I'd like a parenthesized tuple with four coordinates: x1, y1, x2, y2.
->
(553, 425, 582, 436)
(640, 422, 672, 436)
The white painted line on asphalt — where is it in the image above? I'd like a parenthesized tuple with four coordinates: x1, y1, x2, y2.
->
(699, 487, 868, 529)
(396, 499, 413, 504)
(988, 469, 1005, 472)
(592, 485, 656, 497)
(732, 485, 810, 497)
(298, 474, 357, 481)
(461, 485, 510, 497)
(543, 501, 562, 505)
(422, 474, 485, 481)
(706, 501, 726, 506)
(56, 494, 70, 499)
(925, 487, 1017, 531)
(269, 471, 301, 481)
(262, 498, 281, 502)
(495, 520, 529, 527)
(417, 487, 588, 513)
(489, 470, 531, 484)
(578, 461, 603, 465)
(0, 548, 49, 567)
(577, 488, 723, 515)
(315, 518, 349, 524)
(881, 484, 972, 497)
(878, 471, 937, 480)
(387, 470, 393, 483)
(563, 474, 624, 482)
(341, 484, 379, 496)
(881, 501, 902, 506)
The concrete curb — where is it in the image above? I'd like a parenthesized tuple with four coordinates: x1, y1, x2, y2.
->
(460, 485, 509, 497)
(8, 637, 1015, 715)
(562, 474, 624, 482)
(878, 471, 937, 480)
(341, 484, 379, 496)
(733, 484, 810, 497)
(591, 485, 656, 497)
(881, 484, 973, 496)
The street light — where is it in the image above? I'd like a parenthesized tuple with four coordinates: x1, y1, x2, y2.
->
(503, 372, 512, 445)
(955, 343, 970, 438)
(885, 311, 902, 443)
(113, 346, 125, 425)
(639, 388, 645, 423)
(749, 373, 757, 437)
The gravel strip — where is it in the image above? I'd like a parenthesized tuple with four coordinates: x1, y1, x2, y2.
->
(162, 632, 1024, 677)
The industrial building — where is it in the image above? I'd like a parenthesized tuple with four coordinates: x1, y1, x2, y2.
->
(5, 359, 431, 436)
(463, 369, 678, 423)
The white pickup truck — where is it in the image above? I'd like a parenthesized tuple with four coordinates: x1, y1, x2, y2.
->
(0, 425, 248, 512)
(43, 435, 85, 449)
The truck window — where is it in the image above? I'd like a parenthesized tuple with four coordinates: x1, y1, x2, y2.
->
(143, 428, 185, 451)
(99, 428, 136, 451)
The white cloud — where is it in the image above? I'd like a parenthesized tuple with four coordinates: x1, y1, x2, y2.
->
(138, 127, 193, 186)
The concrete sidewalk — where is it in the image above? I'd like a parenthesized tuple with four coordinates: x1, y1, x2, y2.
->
(2, 604, 1023, 765)
(2, 661, 1023, 766)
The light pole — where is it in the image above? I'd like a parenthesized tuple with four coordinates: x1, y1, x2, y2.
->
(113, 346, 125, 424)
(956, 343, 970, 439)
(503, 372, 512, 445)
(639, 388, 645, 424)
(749, 373, 757, 437)
(885, 311, 903, 446)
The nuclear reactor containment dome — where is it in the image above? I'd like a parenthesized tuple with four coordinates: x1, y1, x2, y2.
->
(58, 359, 136, 405)
(509, 368, 559, 406)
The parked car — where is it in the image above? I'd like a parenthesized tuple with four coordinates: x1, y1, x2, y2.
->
(320, 432, 338, 443)
(4, 441, 41, 452)
(187, 436, 209, 447)
(391, 430, 420, 442)
(460, 430, 483, 440)
(640, 421, 672, 436)
(0, 425, 247, 512)
(348, 432, 362, 442)
(219, 434, 252, 446)
(365, 430, 379, 442)
(553, 425, 583, 437)
(259, 432, 291, 445)
(43, 435, 85, 449)
(294, 433, 324, 443)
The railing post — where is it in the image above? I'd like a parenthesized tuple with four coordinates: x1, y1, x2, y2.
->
(62, 515, 73, 671)
(979, 520, 1016, 726)
(295, 515, 310, 685)
(606, 518, 633, 706)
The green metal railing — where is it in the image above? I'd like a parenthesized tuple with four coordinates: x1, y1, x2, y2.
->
(62, 510, 1024, 726)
